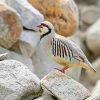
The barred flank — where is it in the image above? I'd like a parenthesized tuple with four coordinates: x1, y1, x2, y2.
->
(51, 38, 73, 61)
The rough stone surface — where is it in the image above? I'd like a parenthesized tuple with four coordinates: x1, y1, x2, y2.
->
(32, 45, 81, 80)
(34, 97, 43, 100)
(0, 46, 34, 72)
(6, 0, 44, 30)
(0, 3, 22, 48)
(86, 93, 100, 100)
(80, 6, 100, 25)
(0, 60, 43, 100)
(34, 93, 56, 100)
(86, 19, 100, 54)
(43, 93, 56, 100)
(41, 70, 90, 100)
(19, 30, 40, 57)
(28, 0, 79, 36)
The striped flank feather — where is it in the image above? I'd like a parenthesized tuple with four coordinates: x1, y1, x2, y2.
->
(51, 38, 73, 62)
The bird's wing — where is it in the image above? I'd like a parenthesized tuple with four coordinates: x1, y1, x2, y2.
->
(54, 35, 96, 73)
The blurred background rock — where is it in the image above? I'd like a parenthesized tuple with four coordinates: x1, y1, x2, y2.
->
(0, 0, 100, 99)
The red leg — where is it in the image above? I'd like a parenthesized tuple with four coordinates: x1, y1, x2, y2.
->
(55, 66, 69, 73)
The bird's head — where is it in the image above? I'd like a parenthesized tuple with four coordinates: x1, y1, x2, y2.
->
(37, 21, 55, 39)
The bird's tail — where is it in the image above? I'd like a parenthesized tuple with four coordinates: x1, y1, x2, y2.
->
(79, 61, 96, 73)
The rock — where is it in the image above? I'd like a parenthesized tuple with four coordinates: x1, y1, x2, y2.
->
(34, 97, 43, 100)
(75, 0, 98, 4)
(6, 0, 44, 30)
(86, 80, 100, 100)
(34, 93, 56, 100)
(0, 60, 43, 100)
(0, 46, 34, 72)
(65, 67, 82, 81)
(32, 45, 81, 80)
(19, 30, 40, 57)
(41, 70, 90, 100)
(86, 93, 100, 100)
(86, 57, 100, 84)
(80, 6, 100, 25)
(28, 0, 79, 37)
(43, 93, 56, 100)
(86, 19, 100, 54)
(0, 3, 22, 48)
(92, 80, 100, 95)
(79, 70, 95, 92)
(97, 0, 100, 7)
(0, 0, 6, 3)
(9, 41, 22, 54)
(0, 53, 8, 61)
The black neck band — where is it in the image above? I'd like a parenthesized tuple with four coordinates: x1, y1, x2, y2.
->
(40, 28, 51, 40)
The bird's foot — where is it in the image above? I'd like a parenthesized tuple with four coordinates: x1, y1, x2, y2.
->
(54, 67, 69, 73)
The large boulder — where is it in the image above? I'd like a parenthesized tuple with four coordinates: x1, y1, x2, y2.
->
(41, 70, 90, 100)
(0, 46, 34, 72)
(86, 19, 100, 55)
(28, 0, 79, 37)
(19, 30, 40, 57)
(0, 60, 43, 100)
(0, 3, 22, 48)
(5, 0, 44, 30)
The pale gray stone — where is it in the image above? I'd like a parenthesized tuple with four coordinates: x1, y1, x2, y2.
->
(19, 30, 40, 57)
(0, 60, 42, 100)
(5, 0, 44, 30)
(86, 57, 100, 84)
(86, 19, 100, 54)
(34, 97, 43, 100)
(0, 46, 34, 72)
(43, 93, 56, 100)
(81, 6, 100, 25)
(0, 3, 22, 48)
(34, 94, 55, 100)
(0, 0, 6, 3)
(86, 93, 100, 100)
(41, 70, 90, 100)
(92, 80, 100, 95)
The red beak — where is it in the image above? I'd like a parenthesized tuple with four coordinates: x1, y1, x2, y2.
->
(37, 24, 43, 28)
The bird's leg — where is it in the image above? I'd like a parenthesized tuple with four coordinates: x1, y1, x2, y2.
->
(55, 66, 69, 73)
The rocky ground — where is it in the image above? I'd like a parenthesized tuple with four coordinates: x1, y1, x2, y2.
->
(0, 0, 100, 100)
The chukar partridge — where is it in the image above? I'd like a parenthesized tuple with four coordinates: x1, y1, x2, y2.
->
(37, 21, 96, 73)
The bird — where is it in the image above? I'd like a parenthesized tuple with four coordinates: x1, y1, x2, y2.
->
(36, 21, 96, 73)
